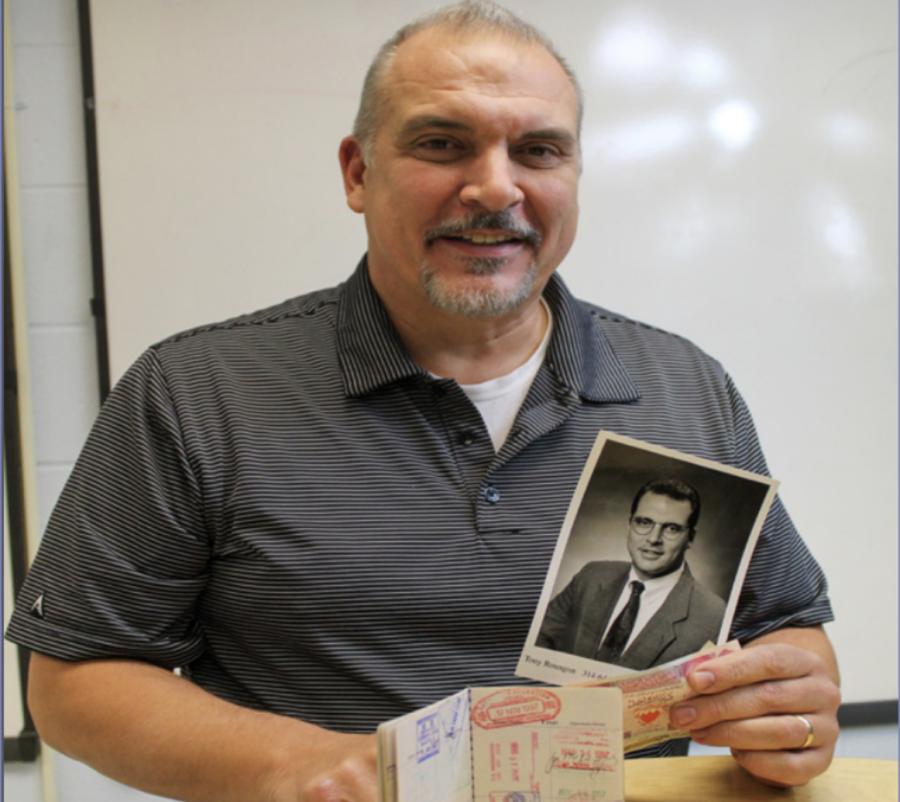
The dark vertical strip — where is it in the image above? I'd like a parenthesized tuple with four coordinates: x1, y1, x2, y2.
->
(2, 167, 40, 763)
(77, 0, 111, 402)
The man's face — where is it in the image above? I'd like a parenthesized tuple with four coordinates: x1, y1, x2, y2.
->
(627, 493, 695, 581)
(341, 27, 581, 320)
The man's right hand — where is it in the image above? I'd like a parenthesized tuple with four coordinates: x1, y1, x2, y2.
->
(29, 653, 378, 802)
(270, 731, 377, 802)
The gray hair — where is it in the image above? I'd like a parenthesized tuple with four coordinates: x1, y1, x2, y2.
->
(352, 1, 584, 162)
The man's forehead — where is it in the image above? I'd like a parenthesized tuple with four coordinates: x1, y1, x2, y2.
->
(637, 493, 692, 514)
(382, 26, 577, 108)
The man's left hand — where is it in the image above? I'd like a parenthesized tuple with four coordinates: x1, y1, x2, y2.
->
(668, 625, 841, 788)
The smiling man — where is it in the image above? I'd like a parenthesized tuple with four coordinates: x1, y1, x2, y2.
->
(338, 20, 581, 385)
(8, 2, 839, 801)
(537, 479, 727, 670)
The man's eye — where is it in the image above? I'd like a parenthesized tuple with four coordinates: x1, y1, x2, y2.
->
(663, 524, 684, 535)
(520, 143, 561, 161)
(413, 138, 464, 160)
(418, 138, 457, 151)
(634, 517, 652, 527)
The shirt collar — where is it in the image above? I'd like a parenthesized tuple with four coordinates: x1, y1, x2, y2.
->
(337, 255, 641, 404)
(542, 272, 641, 404)
(336, 257, 426, 397)
(628, 562, 687, 594)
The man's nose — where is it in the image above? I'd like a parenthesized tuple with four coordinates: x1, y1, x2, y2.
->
(645, 524, 665, 544)
(459, 149, 525, 211)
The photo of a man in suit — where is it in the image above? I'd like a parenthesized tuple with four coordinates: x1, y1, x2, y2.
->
(536, 478, 726, 670)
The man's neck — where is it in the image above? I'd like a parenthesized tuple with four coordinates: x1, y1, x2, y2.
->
(630, 561, 686, 588)
(386, 295, 550, 385)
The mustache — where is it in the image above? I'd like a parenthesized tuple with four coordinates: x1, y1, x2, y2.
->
(425, 211, 542, 250)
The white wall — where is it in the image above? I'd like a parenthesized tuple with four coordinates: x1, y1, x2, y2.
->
(88, 0, 897, 705)
(7, 1, 159, 800)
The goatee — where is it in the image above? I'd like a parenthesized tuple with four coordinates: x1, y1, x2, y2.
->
(421, 211, 542, 318)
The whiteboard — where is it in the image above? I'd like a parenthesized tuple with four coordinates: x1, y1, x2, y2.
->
(88, 0, 898, 704)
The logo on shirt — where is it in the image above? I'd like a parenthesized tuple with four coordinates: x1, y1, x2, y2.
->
(29, 593, 45, 619)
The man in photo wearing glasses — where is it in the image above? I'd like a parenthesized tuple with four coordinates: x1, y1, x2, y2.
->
(536, 478, 726, 670)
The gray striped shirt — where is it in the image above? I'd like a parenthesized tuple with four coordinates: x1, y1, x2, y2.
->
(7, 259, 833, 757)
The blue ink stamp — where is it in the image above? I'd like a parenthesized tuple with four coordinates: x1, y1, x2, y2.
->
(441, 693, 468, 739)
(489, 792, 540, 802)
(416, 712, 440, 763)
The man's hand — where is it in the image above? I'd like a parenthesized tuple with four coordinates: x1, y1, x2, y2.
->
(268, 731, 377, 802)
(668, 626, 840, 788)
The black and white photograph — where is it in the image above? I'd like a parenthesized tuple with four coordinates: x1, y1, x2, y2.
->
(517, 432, 778, 685)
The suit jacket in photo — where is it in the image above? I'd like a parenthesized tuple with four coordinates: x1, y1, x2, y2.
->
(536, 560, 726, 670)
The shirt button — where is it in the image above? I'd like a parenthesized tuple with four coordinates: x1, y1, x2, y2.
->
(458, 431, 475, 446)
(483, 486, 500, 504)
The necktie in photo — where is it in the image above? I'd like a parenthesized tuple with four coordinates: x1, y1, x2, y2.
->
(596, 580, 645, 662)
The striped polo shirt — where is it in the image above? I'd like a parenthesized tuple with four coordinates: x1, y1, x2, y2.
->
(7, 258, 833, 757)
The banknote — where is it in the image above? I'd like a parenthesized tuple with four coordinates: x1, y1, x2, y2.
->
(586, 641, 741, 753)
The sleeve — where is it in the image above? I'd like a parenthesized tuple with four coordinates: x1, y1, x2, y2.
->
(723, 374, 835, 642)
(5, 348, 212, 669)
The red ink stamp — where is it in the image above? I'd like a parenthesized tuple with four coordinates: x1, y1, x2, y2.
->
(624, 703, 669, 739)
(472, 689, 561, 730)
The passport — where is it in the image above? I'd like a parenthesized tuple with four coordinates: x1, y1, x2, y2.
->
(377, 685, 624, 802)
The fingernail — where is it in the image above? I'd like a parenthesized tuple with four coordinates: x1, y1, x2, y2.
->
(692, 670, 715, 691)
(671, 705, 696, 727)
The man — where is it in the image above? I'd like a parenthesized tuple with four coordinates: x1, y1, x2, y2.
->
(7, 3, 839, 800)
(537, 479, 726, 669)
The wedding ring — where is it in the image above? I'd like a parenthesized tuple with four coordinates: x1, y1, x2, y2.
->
(794, 714, 815, 750)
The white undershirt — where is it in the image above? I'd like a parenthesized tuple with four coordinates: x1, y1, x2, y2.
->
(458, 299, 554, 452)
(601, 563, 686, 654)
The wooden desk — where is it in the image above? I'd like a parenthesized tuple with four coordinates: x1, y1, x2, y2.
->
(624, 756, 898, 801)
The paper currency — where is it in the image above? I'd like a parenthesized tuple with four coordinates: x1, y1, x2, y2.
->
(586, 641, 741, 753)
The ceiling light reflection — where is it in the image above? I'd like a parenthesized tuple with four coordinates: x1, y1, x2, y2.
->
(592, 19, 669, 78)
(708, 101, 759, 149)
(823, 207, 865, 261)
(808, 188, 869, 286)
(821, 114, 873, 149)
(680, 46, 730, 88)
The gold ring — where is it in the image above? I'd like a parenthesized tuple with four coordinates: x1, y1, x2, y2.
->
(794, 714, 815, 750)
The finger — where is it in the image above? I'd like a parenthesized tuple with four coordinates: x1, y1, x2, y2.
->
(670, 673, 840, 731)
(685, 644, 824, 695)
(690, 712, 837, 752)
(730, 742, 836, 788)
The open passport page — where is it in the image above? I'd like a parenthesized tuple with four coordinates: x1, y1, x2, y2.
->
(377, 686, 624, 802)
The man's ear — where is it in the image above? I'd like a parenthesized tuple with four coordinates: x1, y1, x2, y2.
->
(339, 136, 367, 214)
